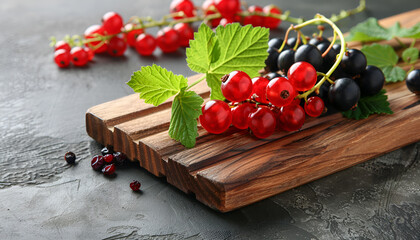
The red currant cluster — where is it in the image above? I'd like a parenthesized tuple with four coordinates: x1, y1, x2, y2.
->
(199, 61, 326, 139)
(90, 147, 127, 176)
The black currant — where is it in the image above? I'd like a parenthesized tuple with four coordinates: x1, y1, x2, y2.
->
(265, 72, 282, 80)
(317, 42, 337, 72)
(406, 69, 420, 94)
(355, 65, 385, 96)
(329, 78, 361, 111)
(277, 49, 295, 74)
(64, 152, 76, 165)
(287, 37, 301, 49)
(340, 49, 367, 76)
(268, 38, 290, 49)
(294, 44, 323, 71)
(332, 43, 343, 53)
(265, 47, 280, 72)
(309, 37, 330, 46)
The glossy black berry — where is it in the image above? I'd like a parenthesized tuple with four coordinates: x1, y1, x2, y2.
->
(268, 38, 290, 49)
(294, 44, 323, 71)
(101, 146, 113, 156)
(265, 47, 280, 72)
(130, 180, 141, 192)
(113, 152, 127, 166)
(64, 152, 76, 165)
(355, 65, 385, 96)
(406, 69, 420, 94)
(265, 72, 282, 80)
(308, 37, 330, 46)
(332, 43, 343, 53)
(317, 42, 337, 72)
(329, 78, 361, 111)
(340, 49, 367, 76)
(287, 37, 301, 48)
(277, 49, 295, 73)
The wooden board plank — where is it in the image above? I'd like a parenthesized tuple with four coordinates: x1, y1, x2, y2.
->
(86, 9, 420, 212)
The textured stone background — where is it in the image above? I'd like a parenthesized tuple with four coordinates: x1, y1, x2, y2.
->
(0, 0, 419, 239)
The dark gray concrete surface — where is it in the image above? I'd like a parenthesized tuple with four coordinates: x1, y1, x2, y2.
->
(1, 0, 419, 239)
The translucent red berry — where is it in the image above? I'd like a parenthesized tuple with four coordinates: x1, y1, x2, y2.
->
(278, 104, 305, 131)
(199, 100, 232, 134)
(231, 102, 255, 129)
(107, 37, 127, 57)
(70, 47, 89, 67)
(135, 33, 157, 56)
(214, 0, 241, 20)
(251, 77, 270, 104)
(219, 18, 234, 26)
(243, 6, 264, 27)
(248, 107, 276, 139)
(156, 27, 180, 53)
(221, 71, 253, 102)
(54, 49, 71, 68)
(263, 5, 282, 29)
(287, 61, 317, 91)
(84, 25, 108, 53)
(91, 155, 105, 171)
(202, 0, 222, 28)
(102, 164, 116, 176)
(304, 96, 325, 117)
(102, 12, 123, 35)
(124, 23, 144, 47)
(170, 0, 196, 19)
(174, 23, 194, 47)
(54, 41, 71, 52)
(103, 153, 114, 163)
(83, 47, 95, 61)
(130, 180, 141, 192)
(266, 77, 296, 107)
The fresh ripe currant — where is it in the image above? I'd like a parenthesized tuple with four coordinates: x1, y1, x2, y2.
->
(102, 12, 123, 35)
(221, 71, 253, 102)
(102, 164, 116, 176)
(263, 5, 282, 29)
(103, 153, 114, 163)
(287, 61, 317, 91)
(355, 65, 385, 96)
(231, 102, 255, 129)
(308, 37, 330, 46)
(174, 23, 194, 47)
(170, 0, 195, 19)
(113, 152, 127, 166)
(107, 37, 127, 57)
(316, 42, 337, 72)
(332, 43, 343, 53)
(54, 49, 71, 68)
(278, 104, 305, 131)
(243, 5, 264, 27)
(84, 25, 108, 53)
(214, 0, 241, 21)
(248, 107, 277, 139)
(83, 47, 95, 61)
(219, 18, 234, 26)
(340, 49, 367, 76)
(265, 47, 280, 72)
(251, 76, 270, 104)
(287, 37, 302, 49)
(277, 49, 295, 74)
(266, 77, 296, 107)
(406, 69, 420, 94)
(268, 38, 289, 49)
(202, 0, 222, 28)
(328, 78, 361, 111)
(123, 23, 144, 47)
(294, 44, 323, 71)
(91, 155, 105, 171)
(54, 41, 71, 52)
(156, 27, 180, 53)
(199, 100, 232, 134)
(304, 96, 325, 117)
(135, 33, 157, 56)
(70, 47, 89, 67)
(64, 152, 76, 165)
(130, 180, 141, 192)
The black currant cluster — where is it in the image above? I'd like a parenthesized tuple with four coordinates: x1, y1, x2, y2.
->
(264, 36, 386, 113)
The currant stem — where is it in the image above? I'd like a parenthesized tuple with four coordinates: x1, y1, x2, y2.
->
(185, 75, 206, 91)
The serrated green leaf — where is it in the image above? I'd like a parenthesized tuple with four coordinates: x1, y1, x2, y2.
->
(206, 23, 269, 100)
(205, 73, 224, 100)
(127, 65, 188, 106)
(168, 90, 204, 148)
(342, 89, 393, 120)
(382, 65, 406, 83)
(361, 43, 398, 67)
(398, 22, 420, 38)
(402, 47, 419, 64)
(346, 18, 389, 42)
(186, 24, 220, 73)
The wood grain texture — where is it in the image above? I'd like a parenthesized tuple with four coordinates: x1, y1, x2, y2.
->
(86, 10, 420, 212)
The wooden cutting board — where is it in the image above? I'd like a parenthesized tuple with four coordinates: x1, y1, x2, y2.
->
(86, 9, 420, 212)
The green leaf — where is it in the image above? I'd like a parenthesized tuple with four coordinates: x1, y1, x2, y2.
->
(361, 43, 398, 67)
(342, 89, 393, 120)
(186, 23, 220, 73)
(402, 47, 419, 64)
(207, 23, 269, 99)
(398, 22, 420, 38)
(381, 66, 406, 83)
(127, 64, 188, 106)
(168, 90, 204, 148)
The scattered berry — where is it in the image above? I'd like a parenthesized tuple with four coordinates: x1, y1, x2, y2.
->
(406, 69, 420, 94)
(130, 180, 141, 192)
(64, 152, 76, 165)
(103, 153, 114, 163)
(113, 152, 127, 166)
(102, 164, 116, 176)
(91, 155, 105, 171)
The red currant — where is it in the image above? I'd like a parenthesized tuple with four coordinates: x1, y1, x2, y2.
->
(54, 49, 71, 68)
(102, 12, 123, 35)
(130, 180, 141, 192)
(263, 5, 282, 29)
(248, 107, 276, 139)
(199, 100, 232, 134)
(103, 153, 114, 163)
(135, 34, 157, 56)
(107, 36, 127, 57)
(214, 0, 240, 21)
(124, 23, 144, 47)
(219, 18, 234, 26)
(83, 47, 95, 61)
(231, 102, 255, 129)
(221, 71, 253, 102)
(278, 104, 305, 131)
(91, 155, 105, 171)
(84, 25, 108, 53)
(156, 27, 180, 53)
(170, 0, 195, 19)
(202, 0, 222, 28)
(70, 47, 89, 67)
(266, 77, 296, 107)
(304, 96, 325, 117)
(102, 164, 116, 176)
(243, 5, 264, 27)
(251, 77, 270, 104)
(54, 41, 71, 52)
(287, 61, 317, 91)
(174, 23, 194, 47)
